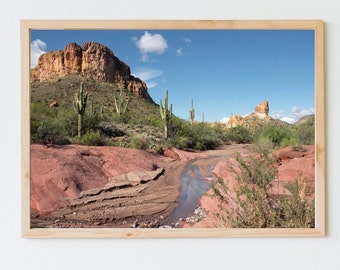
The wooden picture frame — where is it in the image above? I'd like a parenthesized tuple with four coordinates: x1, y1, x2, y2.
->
(21, 20, 325, 238)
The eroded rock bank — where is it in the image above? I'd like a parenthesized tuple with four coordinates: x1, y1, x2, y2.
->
(30, 144, 314, 228)
(30, 144, 208, 228)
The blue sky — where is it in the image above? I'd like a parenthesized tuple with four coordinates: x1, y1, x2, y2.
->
(31, 29, 315, 124)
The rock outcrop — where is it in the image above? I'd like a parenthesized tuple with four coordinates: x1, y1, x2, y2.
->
(226, 114, 244, 128)
(30, 144, 176, 216)
(226, 100, 270, 128)
(254, 100, 269, 119)
(30, 41, 153, 102)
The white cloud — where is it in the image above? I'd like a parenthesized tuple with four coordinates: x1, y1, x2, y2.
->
(273, 106, 315, 124)
(219, 117, 230, 124)
(132, 68, 163, 89)
(289, 106, 315, 122)
(146, 81, 158, 89)
(184, 38, 192, 44)
(219, 113, 249, 124)
(133, 31, 168, 61)
(176, 47, 183, 56)
(31, 39, 47, 67)
(270, 109, 284, 120)
(175, 38, 192, 57)
(132, 68, 163, 81)
(280, 116, 296, 124)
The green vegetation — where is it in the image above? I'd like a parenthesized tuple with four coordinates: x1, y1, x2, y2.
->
(30, 74, 314, 153)
(113, 83, 130, 116)
(223, 126, 253, 144)
(31, 75, 315, 228)
(169, 120, 220, 150)
(189, 99, 195, 124)
(159, 89, 173, 138)
(73, 82, 88, 137)
(212, 144, 315, 228)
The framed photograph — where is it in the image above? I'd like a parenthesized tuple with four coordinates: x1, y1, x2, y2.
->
(21, 20, 325, 238)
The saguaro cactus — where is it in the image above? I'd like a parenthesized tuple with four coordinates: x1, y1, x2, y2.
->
(113, 84, 130, 116)
(189, 99, 195, 124)
(89, 99, 95, 116)
(73, 82, 88, 137)
(159, 89, 172, 138)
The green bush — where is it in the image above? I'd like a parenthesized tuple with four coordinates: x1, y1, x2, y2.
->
(84, 113, 104, 134)
(167, 118, 220, 150)
(223, 126, 253, 144)
(35, 118, 70, 145)
(252, 136, 275, 155)
(212, 150, 315, 228)
(81, 130, 104, 146)
(184, 123, 220, 150)
(130, 135, 148, 150)
(280, 137, 305, 152)
(31, 103, 78, 144)
(279, 175, 315, 228)
(294, 117, 315, 145)
(176, 136, 189, 150)
(256, 125, 292, 146)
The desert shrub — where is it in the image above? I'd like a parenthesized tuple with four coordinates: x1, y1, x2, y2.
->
(174, 136, 189, 150)
(112, 110, 132, 124)
(35, 118, 70, 145)
(81, 130, 105, 146)
(212, 150, 315, 228)
(279, 175, 315, 228)
(31, 103, 64, 144)
(256, 125, 292, 146)
(57, 109, 78, 137)
(31, 103, 79, 144)
(294, 117, 315, 145)
(98, 121, 125, 137)
(280, 137, 292, 148)
(223, 126, 253, 144)
(184, 123, 220, 150)
(129, 135, 148, 150)
(31, 102, 53, 141)
(280, 137, 305, 152)
(252, 136, 275, 155)
(84, 112, 104, 133)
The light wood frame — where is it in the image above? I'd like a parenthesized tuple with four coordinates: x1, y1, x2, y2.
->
(21, 20, 325, 238)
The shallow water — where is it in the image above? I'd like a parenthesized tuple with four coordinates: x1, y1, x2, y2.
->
(161, 163, 212, 226)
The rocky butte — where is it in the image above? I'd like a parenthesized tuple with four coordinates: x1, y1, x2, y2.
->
(226, 100, 270, 128)
(30, 41, 153, 102)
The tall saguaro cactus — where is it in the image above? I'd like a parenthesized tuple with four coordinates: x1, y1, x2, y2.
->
(189, 99, 195, 124)
(113, 84, 130, 116)
(159, 89, 172, 138)
(73, 82, 88, 137)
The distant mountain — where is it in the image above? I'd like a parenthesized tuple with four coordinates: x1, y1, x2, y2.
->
(294, 114, 315, 125)
(30, 41, 153, 103)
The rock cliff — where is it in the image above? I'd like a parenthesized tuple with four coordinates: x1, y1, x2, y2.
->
(254, 100, 269, 119)
(30, 41, 152, 102)
(226, 100, 270, 128)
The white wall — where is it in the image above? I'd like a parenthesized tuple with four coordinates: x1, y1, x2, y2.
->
(1, 0, 339, 269)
